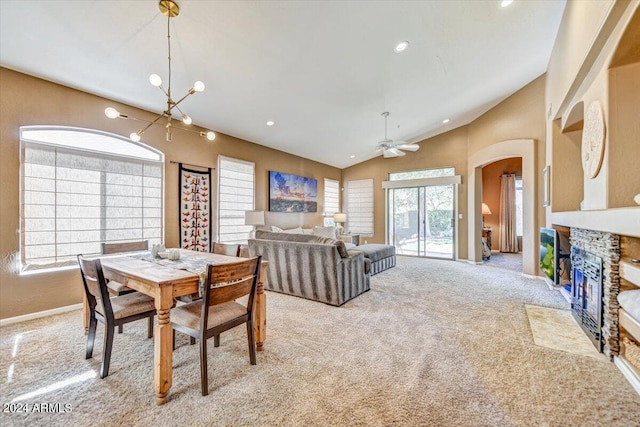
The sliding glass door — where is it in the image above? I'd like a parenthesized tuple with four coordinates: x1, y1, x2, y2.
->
(388, 184, 454, 259)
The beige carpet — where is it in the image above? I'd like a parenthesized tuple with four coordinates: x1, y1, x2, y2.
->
(525, 305, 606, 360)
(1, 256, 640, 427)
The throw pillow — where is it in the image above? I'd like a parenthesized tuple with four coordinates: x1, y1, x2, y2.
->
(313, 226, 338, 239)
(312, 236, 349, 258)
(283, 226, 304, 234)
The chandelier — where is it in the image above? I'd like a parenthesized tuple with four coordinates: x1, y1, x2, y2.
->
(104, 0, 215, 143)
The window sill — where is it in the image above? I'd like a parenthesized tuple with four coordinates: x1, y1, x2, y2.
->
(20, 264, 78, 276)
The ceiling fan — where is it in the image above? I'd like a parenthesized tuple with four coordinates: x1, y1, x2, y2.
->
(376, 112, 420, 158)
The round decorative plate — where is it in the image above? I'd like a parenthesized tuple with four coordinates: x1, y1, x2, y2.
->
(581, 100, 606, 179)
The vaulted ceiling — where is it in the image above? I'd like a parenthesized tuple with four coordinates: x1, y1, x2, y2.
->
(0, 0, 566, 168)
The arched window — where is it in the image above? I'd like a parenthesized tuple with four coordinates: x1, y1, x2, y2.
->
(20, 126, 164, 271)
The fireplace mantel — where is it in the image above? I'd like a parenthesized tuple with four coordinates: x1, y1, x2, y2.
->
(550, 207, 640, 238)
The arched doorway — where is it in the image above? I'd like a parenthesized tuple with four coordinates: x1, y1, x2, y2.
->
(468, 139, 538, 276)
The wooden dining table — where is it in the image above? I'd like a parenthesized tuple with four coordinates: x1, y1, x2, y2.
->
(82, 249, 268, 405)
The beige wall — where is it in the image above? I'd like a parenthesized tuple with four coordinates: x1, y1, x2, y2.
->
(482, 157, 523, 247)
(341, 127, 469, 257)
(546, 1, 640, 233)
(468, 75, 547, 242)
(342, 75, 547, 264)
(546, 0, 617, 118)
(0, 68, 340, 319)
(608, 62, 640, 208)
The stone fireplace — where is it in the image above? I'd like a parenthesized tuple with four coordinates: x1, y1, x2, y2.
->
(570, 227, 621, 358)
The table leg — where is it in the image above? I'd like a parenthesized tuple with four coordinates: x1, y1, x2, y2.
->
(254, 263, 267, 351)
(82, 293, 89, 334)
(154, 286, 174, 405)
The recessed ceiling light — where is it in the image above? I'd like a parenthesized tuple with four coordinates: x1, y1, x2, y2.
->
(442, 119, 450, 124)
(501, 0, 514, 7)
(266, 120, 275, 126)
(350, 155, 356, 159)
(394, 41, 409, 53)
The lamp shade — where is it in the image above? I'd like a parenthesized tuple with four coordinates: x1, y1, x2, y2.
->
(244, 210, 265, 226)
(481, 203, 492, 215)
(333, 212, 347, 223)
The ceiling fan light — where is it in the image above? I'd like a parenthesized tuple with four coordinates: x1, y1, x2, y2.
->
(193, 81, 205, 92)
(104, 107, 120, 119)
(129, 132, 142, 142)
(149, 74, 163, 87)
(182, 114, 192, 125)
(202, 131, 216, 141)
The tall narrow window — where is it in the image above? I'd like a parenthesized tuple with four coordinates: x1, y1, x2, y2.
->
(323, 178, 340, 226)
(217, 156, 255, 243)
(515, 177, 523, 237)
(20, 126, 164, 271)
(346, 179, 374, 235)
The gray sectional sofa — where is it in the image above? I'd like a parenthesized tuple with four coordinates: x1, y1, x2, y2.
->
(248, 230, 370, 306)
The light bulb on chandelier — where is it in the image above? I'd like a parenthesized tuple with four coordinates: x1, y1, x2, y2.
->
(103, 1, 215, 144)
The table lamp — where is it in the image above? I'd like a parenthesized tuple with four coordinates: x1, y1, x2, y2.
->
(245, 210, 265, 239)
(333, 212, 347, 236)
(481, 203, 492, 229)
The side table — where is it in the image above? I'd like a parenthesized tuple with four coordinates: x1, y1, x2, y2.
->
(340, 234, 360, 246)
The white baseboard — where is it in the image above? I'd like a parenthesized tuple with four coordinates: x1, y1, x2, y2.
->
(467, 260, 483, 265)
(0, 303, 83, 327)
(522, 273, 543, 280)
(614, 356, 640, 396)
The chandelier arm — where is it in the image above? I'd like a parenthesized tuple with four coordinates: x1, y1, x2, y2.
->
(174, 104, 186, 116)
(137, 112, 169, 135)
(156, 85, 170, 98)
(171, 90, 196, 111)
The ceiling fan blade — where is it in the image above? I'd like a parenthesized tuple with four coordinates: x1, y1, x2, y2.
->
(383, 149, 398, 158)
(384, 148, 405, 158)
(395, 143, 419, 152)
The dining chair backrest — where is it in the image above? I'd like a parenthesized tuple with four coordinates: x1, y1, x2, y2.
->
(213, 243, 241, 257)
(201, 256, 261, 324)
(101, 240, 149, 255)
(77, 255, 113, 319)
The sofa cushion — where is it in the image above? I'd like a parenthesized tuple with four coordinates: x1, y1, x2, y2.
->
(313, 225, 338, 239)
(271, 225, 304, 234)
(254, 230, 349, 258)
(352, 244, 396, 262)
(256, 230, 319, 242)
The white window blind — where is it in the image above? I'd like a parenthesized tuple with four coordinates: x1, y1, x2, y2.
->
(20, 127, 163, 271)
(323, 178, 340, 226)
(217, 156, 255, 243)
(346, 179, 374, 235)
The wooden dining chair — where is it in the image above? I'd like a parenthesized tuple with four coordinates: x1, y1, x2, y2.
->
(101, 240, 149, 296)
(171, 256, 262, 396)
(213, 243, 241, 257)
(77, 254, 156, 379)
(101, 240, 149, 333)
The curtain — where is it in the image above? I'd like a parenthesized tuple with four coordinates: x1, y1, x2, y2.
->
(179, 164, 212, 252)
(499, 173, 518, 253)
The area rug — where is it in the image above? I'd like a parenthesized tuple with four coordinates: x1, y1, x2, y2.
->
(525, 305, 606, 360)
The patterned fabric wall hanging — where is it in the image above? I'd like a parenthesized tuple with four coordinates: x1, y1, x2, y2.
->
(179, 164, 211, 252)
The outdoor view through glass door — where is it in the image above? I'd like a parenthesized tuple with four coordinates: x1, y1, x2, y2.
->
(387, 168, 455, 259)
